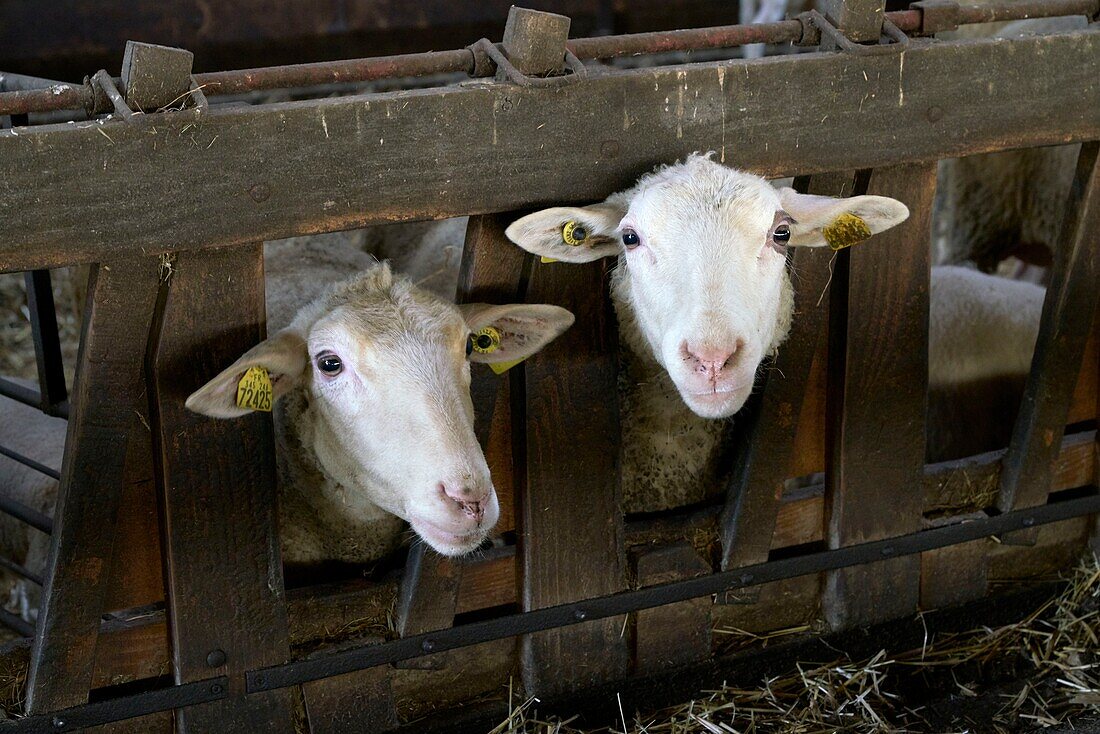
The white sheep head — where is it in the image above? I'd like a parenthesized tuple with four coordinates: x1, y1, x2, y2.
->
(186, 265, 574, 556)
(507, 154, 908, 419)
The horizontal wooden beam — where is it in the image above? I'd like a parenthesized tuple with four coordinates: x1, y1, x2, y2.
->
(1, 30, 1098, 272)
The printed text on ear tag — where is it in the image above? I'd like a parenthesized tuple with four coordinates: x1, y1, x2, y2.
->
(823, 213, 872, 251)
(236, 366, 273, 412)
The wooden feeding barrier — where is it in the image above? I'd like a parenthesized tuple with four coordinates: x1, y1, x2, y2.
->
(0, 1, 1097, 730)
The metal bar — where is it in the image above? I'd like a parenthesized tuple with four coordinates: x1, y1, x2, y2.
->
(91, 70, 133, 120)
(194, 48, 476, 97)
(0, 443, 61, 481)
(0, 552, 43, 585)
(1, 0, 1097, 116)
(23, 270, 68, 412)
(0, 677, 229, 733)
(247, 492, 1100, 692)
(0, 72, 72, 92)
(0, 484, 54, 534)
(0, 608, 33, 637)
(0, 381, 69, 419)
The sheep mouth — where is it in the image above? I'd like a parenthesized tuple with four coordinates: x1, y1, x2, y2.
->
(409, 516, 487, 556)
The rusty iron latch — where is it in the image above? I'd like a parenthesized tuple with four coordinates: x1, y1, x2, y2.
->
(468, 38, 587, 87)
(805, 10, 911, 55)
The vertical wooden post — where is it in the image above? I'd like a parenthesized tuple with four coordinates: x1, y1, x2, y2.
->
(719, 173, 852, 574)
(998, 143, 1100, 515)
(392, 214, 528, 655)
(823, 162, 936, 629)
(502, 7, 629, 697)
(26, 259, 161, 713)
(152, 245, 294, 732)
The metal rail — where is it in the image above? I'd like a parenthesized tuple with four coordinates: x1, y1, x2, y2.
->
(1, 0, 1096, 117)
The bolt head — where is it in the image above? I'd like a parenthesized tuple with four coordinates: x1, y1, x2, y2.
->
(422, 638, 436, 652)
(206, 648, 227, 667)
(573, 609, 587, 621)
(51, 717, 65, 730)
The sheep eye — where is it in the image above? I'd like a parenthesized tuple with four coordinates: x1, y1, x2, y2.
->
(773, 224, 791, 244)
(317, 354, 343, 376)
(622, 229, 640, 249)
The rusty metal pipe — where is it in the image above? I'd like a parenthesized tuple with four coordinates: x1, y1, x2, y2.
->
(193, 48, 476, 96)
(568, 20, 804, 59)
(2, 0, 1097, 117)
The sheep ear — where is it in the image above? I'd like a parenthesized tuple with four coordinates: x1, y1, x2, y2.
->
(460, 304, 575, 370)
(505, 203, 625, 263)
(185, 330, 308, 418)
(778, 189, 909, 249)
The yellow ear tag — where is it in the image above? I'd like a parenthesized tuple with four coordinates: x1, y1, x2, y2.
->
(542, 220, 590, 264)
(470, 326, 524, 374)
(236, 365, 273, 412)
(822, 213, 872, 251)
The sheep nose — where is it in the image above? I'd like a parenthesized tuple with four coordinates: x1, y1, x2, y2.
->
(438, 481, 488, 522)
(682, 341, 742, 380)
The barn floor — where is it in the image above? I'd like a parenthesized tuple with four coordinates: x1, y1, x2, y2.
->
(431, 554, 1100, 734)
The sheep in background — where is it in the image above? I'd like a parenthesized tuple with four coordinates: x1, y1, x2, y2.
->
(934, 15, 1088, 276)
(0, 388, 62, 623)
(927, 266, 1044, 462)
(187, 252, 573, 564)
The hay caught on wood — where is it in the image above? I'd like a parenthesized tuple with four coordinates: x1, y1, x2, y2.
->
(493, 553, 1100, 733)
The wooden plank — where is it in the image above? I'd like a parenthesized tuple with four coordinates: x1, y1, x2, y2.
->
(152, 244, 295, 732)
(823, 162, 936, 630)
(26, 258, 161, 714)
(919, 514, 989, 610)
(121, 41, 195, 112)
(521, 257, 628, 696)
(998, 142, 1100, 513)
(394, 544, 460, 671)
(821, 0, 886, 43)
(392, 214, 527, 648)
(3, 32, 1100, 272)
(302, 638, 398, 733)
(719, 172, 851, 572)
(1067, 330, 1097, 425)
(631, 542, 711, 673)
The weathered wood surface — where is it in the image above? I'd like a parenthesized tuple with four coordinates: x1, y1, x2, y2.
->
(302, 638, 398, 733)
(919, 514, 989, 610)
(632, 542, 711, 673)
(152, 245, 295, 732)
(719, 172, 849, 572)
(998, 142, 1100, 513)
(26, 258, 161, 714)
(823, 162, 935, 629)
(521, 253, 629, 696)
(821, 0, 886, 43)
(3, 32, 1100, 272)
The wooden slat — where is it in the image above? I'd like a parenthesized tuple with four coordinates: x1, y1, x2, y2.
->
(152, 245, 295, 732)
(998, 142, 1100, 513)
(1066, 330, 1097, 425)
(920, 515, 989, 610)
(392, 214, 527, 648)
(26, 258, 161, 713)
(521, 254, 629, 696)
(631, 542, 711, 673)
(3, 32, 1100, 272)
(719, 172, 851, 572)
(823, 162, 936, 630)
(303, 639, 398, 733)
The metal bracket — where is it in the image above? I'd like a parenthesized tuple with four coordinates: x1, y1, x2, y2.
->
(469, 38, 586, 87)
(808, 10, 911, 55)
(91, 70, 134, 120)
